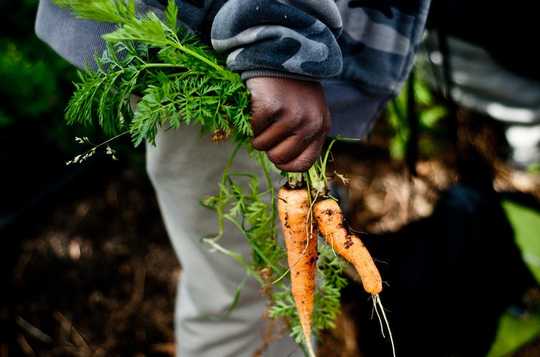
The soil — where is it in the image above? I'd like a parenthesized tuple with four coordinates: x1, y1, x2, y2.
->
(1, 120, 539, 356)
(1, 168, 178, 357)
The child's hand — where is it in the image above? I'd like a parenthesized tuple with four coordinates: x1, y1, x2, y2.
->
(247, 77, 331, 172)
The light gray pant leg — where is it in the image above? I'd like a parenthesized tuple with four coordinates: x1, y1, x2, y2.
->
(146, 126, 302, 357)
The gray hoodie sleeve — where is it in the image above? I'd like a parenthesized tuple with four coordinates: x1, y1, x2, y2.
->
(35, 0, 115, 69)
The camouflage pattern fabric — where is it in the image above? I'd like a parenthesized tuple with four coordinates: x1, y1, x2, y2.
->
(337, 0, 430, 94)
(144, 0, 430, 94)
(36, 0, 430, 96)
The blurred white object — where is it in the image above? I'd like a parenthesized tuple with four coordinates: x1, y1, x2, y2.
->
(420, 33, 540, 167)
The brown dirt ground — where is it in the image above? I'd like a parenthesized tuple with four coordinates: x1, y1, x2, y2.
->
(2, 115, 540, 356)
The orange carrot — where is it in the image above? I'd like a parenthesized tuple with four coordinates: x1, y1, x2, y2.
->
(314, 198, 396, 356)
(278, 186, 318, 357)
(314, 198, 382, 295)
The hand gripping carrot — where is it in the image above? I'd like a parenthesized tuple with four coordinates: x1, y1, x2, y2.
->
(278, 186, 318, 357)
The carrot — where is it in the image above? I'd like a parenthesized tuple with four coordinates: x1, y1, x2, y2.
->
(314, 197, 396, 356)
(313, 198, 382, 295)
(278, 186, 318, 357)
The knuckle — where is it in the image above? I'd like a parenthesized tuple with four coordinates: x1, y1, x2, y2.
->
(299, 126, 323, 144)
(322, 121, 331, 135)
(296, 157, 314, 171)
(251, 137, 264, 150)
(267, 151, 287, 165)
(282, 108, 303, 130)
(279, 158, 311, 172)
(319, 118, 327, 133)
(308, 115, 324, 134)
(297, 113, 325, 140)
(252, 98, 282, 119)
(323, 111, 331, 134)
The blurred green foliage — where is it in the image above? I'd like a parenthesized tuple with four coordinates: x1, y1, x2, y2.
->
(0, 0, 80, 149)
(386, 75, 447, 160)
(0, 1, 142, 162)
(489, 312, 540, 357)
(503, 201, 540, 284)
(0, 40, 69, 126)
(488, 201, 540, 356)
(0, 0, 75, 129)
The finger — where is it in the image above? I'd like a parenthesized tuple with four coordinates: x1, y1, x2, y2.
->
(250, 99, 282, 136)
(266, 134, 312, 165)
(252, 114, 303, 151)
(323, 107, 332, 135)
(275, 135, 326, 172)
(247, 77, 283, 136)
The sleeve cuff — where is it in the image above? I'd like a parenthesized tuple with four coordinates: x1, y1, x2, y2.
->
(240, 69, 319, 82)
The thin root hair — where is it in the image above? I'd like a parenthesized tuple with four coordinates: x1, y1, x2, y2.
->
(373, 294, 396, 357)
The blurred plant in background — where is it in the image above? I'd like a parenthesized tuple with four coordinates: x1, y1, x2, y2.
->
(0, 0, 145, 229)
(386, 73, 447, 161)
(0, 0, 77, 145)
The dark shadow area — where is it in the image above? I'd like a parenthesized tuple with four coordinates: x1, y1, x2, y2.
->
(346, 184, 538, 357)
(0, 143, 173, 355)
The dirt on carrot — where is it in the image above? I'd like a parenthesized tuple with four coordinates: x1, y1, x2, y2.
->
(314, 198, 382, 295)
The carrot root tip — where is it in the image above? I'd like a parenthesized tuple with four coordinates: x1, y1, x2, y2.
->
(372, 294, 396, 357)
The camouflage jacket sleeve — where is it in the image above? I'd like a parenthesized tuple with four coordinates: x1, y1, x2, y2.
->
(336, 0, 431, 95)
(36, 0, 430, 92)
(210, 0, 431, 88)
(209, 0, 344, 81)
(36, 0, 343, 80)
